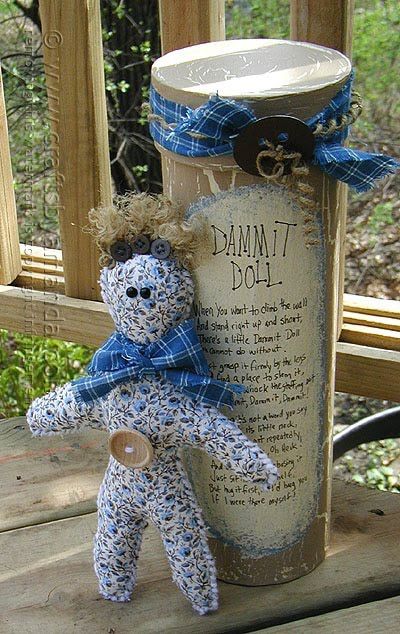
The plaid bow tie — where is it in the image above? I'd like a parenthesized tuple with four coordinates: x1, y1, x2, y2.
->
(71, 319, 245, 409)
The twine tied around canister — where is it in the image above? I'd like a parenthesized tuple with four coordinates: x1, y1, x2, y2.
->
(254, 141, 319, 247)
(146, 106, 209, 140)
(255, 142, 309, 181)
(313, 90, 362, 137)
(252, 92, 362, 246)
(255, 90, 363, 182)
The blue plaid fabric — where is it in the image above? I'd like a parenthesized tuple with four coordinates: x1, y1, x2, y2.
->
(150, 90, 254, 157)
(71, 319, 245, 409)
(149, 73, 399, 192)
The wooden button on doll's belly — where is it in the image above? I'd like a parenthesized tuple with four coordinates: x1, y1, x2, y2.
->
(109, 429, 154, 469)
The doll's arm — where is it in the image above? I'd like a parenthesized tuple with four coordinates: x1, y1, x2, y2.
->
(179, 404, 279, 491)
(27, 382, 105, 436)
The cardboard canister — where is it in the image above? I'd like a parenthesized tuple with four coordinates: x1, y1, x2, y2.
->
(151, 39, 351, 585)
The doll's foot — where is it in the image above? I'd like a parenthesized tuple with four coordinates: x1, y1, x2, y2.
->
(99, 587, 132, 603)
(97, 576, 134, 603)
(192, 595, 219, 615)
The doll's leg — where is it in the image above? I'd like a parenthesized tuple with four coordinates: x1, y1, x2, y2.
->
(150, 473, 218, 615)
(94, 480, 147, 602)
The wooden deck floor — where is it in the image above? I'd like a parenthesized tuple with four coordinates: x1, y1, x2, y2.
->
(1, 417, 399, 633)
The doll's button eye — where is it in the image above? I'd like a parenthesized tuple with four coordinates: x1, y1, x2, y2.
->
(132, 234, 150, 254)
(140, 287, 151, 299)
(126, 286, 138, 298)
(150, 238, 171, 260)
(110, 240, 132, 262)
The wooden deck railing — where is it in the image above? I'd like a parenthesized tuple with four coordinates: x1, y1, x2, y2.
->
(39, 0, 112, 301)
(0, 0, 399, 402)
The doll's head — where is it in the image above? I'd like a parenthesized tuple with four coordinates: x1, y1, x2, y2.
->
(89, 193, 206, 345)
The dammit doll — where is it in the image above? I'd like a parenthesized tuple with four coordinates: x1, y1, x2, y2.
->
(27, 193, 279, 615)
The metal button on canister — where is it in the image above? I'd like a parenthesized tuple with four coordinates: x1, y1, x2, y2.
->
(233, 115, 315, 176)
(109, 429, 154, 469)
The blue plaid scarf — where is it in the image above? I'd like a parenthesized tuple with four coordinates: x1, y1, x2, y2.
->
(149, 73, 399, 192)
(71, 319, 244, 409)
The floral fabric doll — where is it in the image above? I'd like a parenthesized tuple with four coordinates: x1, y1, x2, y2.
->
(27, 193, 279, 615)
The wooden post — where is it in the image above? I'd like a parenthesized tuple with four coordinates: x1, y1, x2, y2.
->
(39, 0, 112, 301)
(0, 66, 22, 285)
(290, 0, 354, 53)
(290, 0, 355, 338)
(159, 0, 225, 54)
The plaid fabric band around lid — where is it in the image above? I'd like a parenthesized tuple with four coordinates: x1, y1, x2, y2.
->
(149, 73, 399, 193)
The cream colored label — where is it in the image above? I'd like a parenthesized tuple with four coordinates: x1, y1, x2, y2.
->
(188, 184, 326, 556)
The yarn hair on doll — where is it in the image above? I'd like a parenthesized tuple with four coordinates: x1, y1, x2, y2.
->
(88, 192, 206, 271)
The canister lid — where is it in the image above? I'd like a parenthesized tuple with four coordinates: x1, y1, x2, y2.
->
(151, 39, 351, 119)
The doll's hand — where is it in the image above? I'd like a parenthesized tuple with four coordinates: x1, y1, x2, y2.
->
(180, 405, 279, 490)
(206, 417, 279, 491)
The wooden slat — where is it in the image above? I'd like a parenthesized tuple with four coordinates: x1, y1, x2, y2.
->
(20, 243, 62, 265)
(19, 257, 399, 332)
(343, 310, 400, 332)
(0, 285, 113, 345)
(159, 0, 225, 54)
(17, 245, 400, 333)
(0, 285, 399, 400)
(18, 245, 400, 327)
(16, 244, 65, 292)
(0, 417, 107, 533)
(250, 597, 400, 633)
(344, 293, 400, 319)
(0, 480, 399, 633)
(16, 244, 400, 320)
(39, 0, 112, 301)
(335, 342, 400, 401)
(291, 0, 354, 339)
(0, 66, 22, 285)
(16, 243, 400, 324)
(13, 270, 65, 294)
(341, 323, 400, 352)
(18, 243, 64, 290)
(21, 261, 63, 277)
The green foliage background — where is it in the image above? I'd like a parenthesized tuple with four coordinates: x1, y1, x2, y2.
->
(0, 330, 93, 419)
